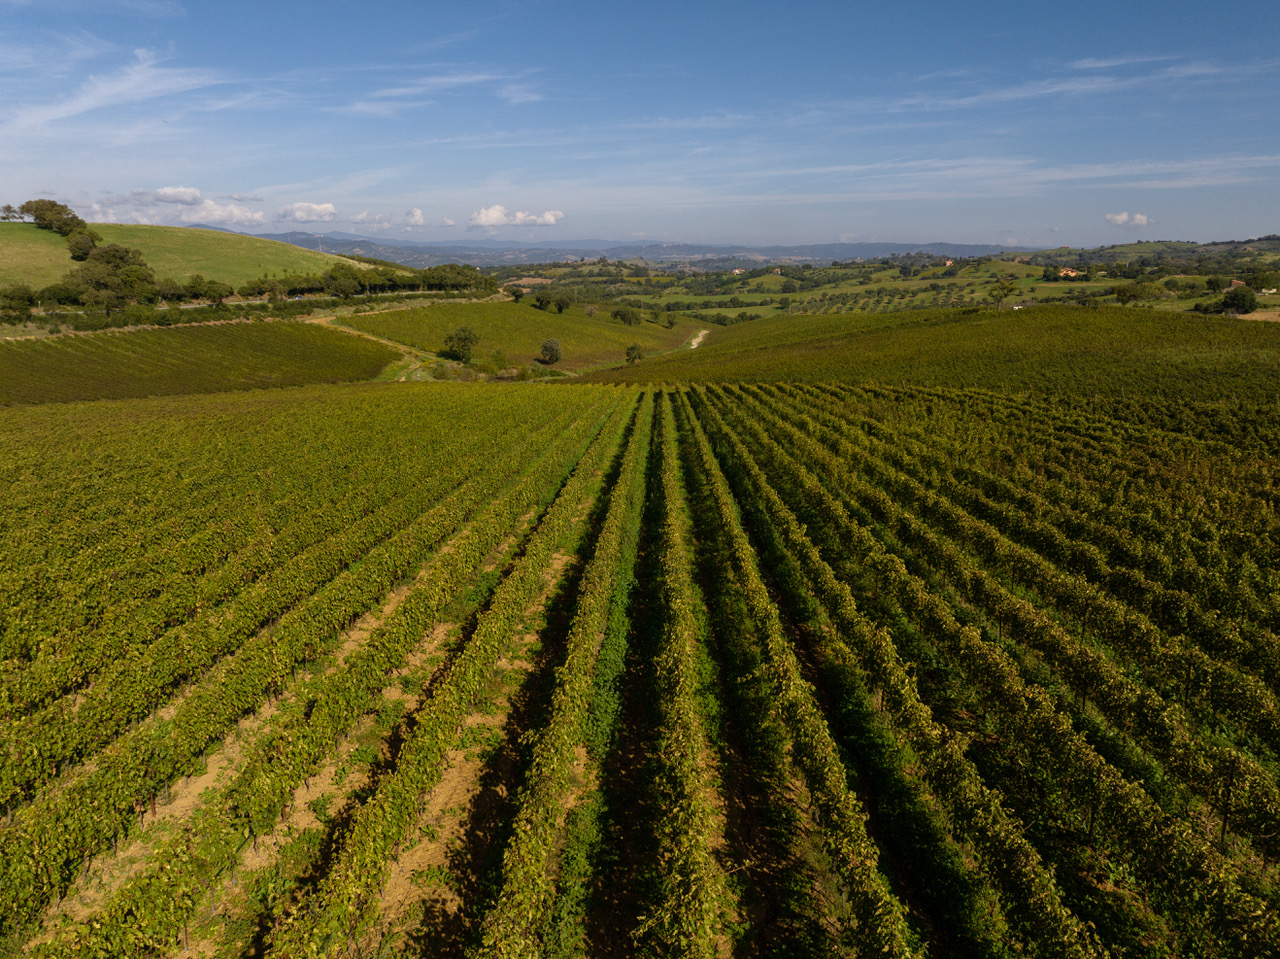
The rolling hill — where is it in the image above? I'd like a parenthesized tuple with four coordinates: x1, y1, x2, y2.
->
(0, 222, 351, 289)
(2, 289, 1280, 957)
(0, 321, 399, 405)
(580, 303, 1280, 399)
(339, 300, 703, 371)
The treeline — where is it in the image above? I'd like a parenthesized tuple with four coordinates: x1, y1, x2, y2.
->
(236, 261, 496, 299)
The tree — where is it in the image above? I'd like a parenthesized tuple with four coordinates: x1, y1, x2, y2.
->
(503, 284, 525, 303)
(0, 204, 18, 222)
(0, 283, 35, 322)
(986, 279, 1019, 309)
(552, 292, 572, 314)
(625, 344, 644, 364)
(533, 290, 553, 311)
(201, 279, 235, 305)
(66, 244, 157, 305)
(612, 306, 642, 326)
(443, 326, 480, 363)
(1220, 286, 1258, 314)
(540, 338, 562, 364)
(583, 303, 599, 317)
(18, 199, 87, 236)
(66, 231, 97, 261)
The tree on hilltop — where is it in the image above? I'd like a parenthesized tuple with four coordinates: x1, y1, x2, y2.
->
(19, 199, 87, 236)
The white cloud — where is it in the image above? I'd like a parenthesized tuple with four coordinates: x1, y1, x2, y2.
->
(1105, 211, 1152, 228)
(403, 207, 425, 226)
(277, 201, 338, 223)
(149, 185, 203, 205)
(441, 217, 456, 227)
(87, 188, 265, 226)
(467, 204, 565, 228)
(180, 199, 265, 226)
(351, 210, 390, 226)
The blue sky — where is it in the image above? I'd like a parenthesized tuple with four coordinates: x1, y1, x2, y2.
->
(3, 0, 1278, 248)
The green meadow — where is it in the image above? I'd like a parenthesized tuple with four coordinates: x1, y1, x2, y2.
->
(340, 299, 704, 371)
(0, 222, 345, 289)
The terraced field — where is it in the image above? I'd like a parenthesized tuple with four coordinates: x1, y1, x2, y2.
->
(3, 379, 1279, 957)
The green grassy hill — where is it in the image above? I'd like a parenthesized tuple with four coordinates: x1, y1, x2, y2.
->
(0, 222, 347, 289)
(580, 304, 1280, 399)
(341, 300, 704, 371)
(0, 321, 399, 405)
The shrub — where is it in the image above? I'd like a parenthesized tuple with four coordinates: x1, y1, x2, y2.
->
(442, 326, 480, 363)
(540, 339, 562, 364)
(1221, 286, 1258, 314)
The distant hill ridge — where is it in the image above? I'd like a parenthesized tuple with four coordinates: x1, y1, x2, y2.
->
(230, 227, 1280, 269)
(228, 230, 1034, 268)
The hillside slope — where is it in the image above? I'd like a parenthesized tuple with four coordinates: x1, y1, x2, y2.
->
(0, 223, 348, 289)
(341, 300, 702, 371)
(580, 304, 1280, 399)
(0, 321, 399, 405)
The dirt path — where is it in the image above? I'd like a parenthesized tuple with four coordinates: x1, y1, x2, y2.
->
(690, 329, 710, 349)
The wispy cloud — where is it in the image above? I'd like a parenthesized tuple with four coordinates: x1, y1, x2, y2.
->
(338, 69, 542, 116)
(0, 29, 116, 76)
(0, 0, 185, 16)
(4, 48, 219, 131)
(1071, 55, 1171, 70)
(849, 57, 1279, 115)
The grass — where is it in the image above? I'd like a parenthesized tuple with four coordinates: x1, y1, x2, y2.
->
(339, 300, 703, 371)
(0, 321, 400, 405)
(579, 304, 1280, 400)
(0, 222, 346, 289)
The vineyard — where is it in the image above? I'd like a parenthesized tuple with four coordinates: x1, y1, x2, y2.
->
(3, 379, 1280, 958)
(582, 304, 1280, 400)
(0, 323, 400, 406)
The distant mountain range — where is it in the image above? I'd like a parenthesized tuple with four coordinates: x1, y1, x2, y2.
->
(188, 225, 1031, 268)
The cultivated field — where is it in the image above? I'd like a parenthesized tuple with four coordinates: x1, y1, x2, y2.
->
(340, 301, 701, 372)
(0, 322, 399, 405)
(3, 376, 1279, 957)
(584, 304, 1280, 398)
